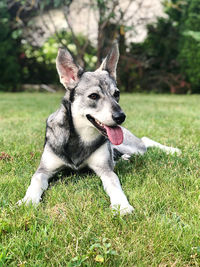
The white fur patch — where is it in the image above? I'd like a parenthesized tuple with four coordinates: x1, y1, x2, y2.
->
(72, 113, 100, 143)
(41, 145, 65, 171)
(17, 172, 49, 205)
(18, 146, 65, 206)
(141, 137, 181, 155)
(94, 101, 115, 126)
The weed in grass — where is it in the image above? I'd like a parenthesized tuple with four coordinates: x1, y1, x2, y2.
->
(68, 237, 118, 266)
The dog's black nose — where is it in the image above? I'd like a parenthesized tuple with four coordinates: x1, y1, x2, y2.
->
(112, 112, 126, 124)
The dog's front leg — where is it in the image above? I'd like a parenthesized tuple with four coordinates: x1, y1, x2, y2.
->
(18, 145, 65, 205)
(17, 170, 50, 205)
(87, 143, 134, 215)
(97, 170, 134, 215)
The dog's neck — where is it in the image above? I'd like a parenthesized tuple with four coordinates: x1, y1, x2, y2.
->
(62, 95, 102, 144)
(71, 111, 101, 144)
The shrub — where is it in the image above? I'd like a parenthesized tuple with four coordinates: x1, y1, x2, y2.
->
(21, 31, 97, 85)
(119, 18, 189, 93)
(0, 1, 21, 91)
(178, 0, 200, 92)
(119, 1, 194, 94)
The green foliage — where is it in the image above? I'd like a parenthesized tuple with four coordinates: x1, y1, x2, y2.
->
(2, 0, 200, 93)
(144, 19, 179, 69)
(0, 245, 12, 266)
(21, 31, 97, 84)
(124, 0, 200, 93)
(119, 18, 189, 93)
(163, 0, 188, 24)
(68, 237, 117, 266)
(183, 30, 200, 41)
(0, 0, 97, 90)
(24, 31, 96, 68)
(178, 0, 200, 92)
(38, 0, 72, 10)
(0, 1, 22, 91)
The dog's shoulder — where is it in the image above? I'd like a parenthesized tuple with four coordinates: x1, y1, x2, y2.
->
(47, 105, 68, 128)
(45, 104, 70, 150)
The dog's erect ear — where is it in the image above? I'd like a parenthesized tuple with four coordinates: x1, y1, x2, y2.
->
(56, 48, 82, 89)
(99, 41, 119, 80)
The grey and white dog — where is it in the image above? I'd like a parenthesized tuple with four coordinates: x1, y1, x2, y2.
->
(18, 42, 180, 215)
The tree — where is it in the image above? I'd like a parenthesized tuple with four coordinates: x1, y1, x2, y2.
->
(119, 0, 193, 93)
(178, 0, 200, 92)
(3, 0, 176, 92)
(0, 0, 21, 90)
(10, 0, 156, 67)
(4, 0, 157, 91)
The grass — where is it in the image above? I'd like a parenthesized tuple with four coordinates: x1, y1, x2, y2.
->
(0, 92, 200, 266)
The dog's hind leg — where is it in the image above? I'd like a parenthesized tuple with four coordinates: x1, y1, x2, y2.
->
(17, 145, 65, 205)
(141, 137, 181, 155)
(111, 127, 147, 161)
(112, 128, 181, 160)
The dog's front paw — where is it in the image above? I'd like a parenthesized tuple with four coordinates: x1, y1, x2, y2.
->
(17, 194, 41, 206)
(17, 185, 42, 206)
(111, 203, 134, 216)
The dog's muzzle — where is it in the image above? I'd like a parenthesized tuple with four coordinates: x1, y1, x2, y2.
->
(86, 114, 124, 145)
(112, 111, 126, 125)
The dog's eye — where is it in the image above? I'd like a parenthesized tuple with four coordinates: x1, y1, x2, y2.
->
(88, 93, 100, 100)
(114, 91, 120, 99)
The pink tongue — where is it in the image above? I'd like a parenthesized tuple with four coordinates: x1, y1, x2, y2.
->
(104, 125, 123, 145)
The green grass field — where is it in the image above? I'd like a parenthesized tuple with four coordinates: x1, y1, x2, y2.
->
(0, 92, 200, 266)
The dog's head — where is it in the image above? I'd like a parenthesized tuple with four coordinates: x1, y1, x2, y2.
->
(56, 42, 125, 145)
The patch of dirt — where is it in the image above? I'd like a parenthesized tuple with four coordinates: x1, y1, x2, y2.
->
(0, 152, 13, 161)
(47, 203, 67, 221)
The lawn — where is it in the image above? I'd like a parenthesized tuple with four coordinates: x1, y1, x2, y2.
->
(0, 92, 200, 266)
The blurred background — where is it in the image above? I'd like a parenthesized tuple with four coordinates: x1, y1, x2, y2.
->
(0, 0, 199, 94)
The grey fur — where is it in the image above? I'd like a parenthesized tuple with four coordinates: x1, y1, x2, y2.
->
(18, 43, 181, 214)
(45, 100, 106, 170)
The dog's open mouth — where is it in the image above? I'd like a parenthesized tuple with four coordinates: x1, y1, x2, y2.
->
(86, 114, 123, 145)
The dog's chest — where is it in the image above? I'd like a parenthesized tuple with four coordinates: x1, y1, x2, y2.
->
(63, 133, 106, 169)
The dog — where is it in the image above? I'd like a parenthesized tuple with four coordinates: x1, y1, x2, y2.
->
(18, 42, 180, 215)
